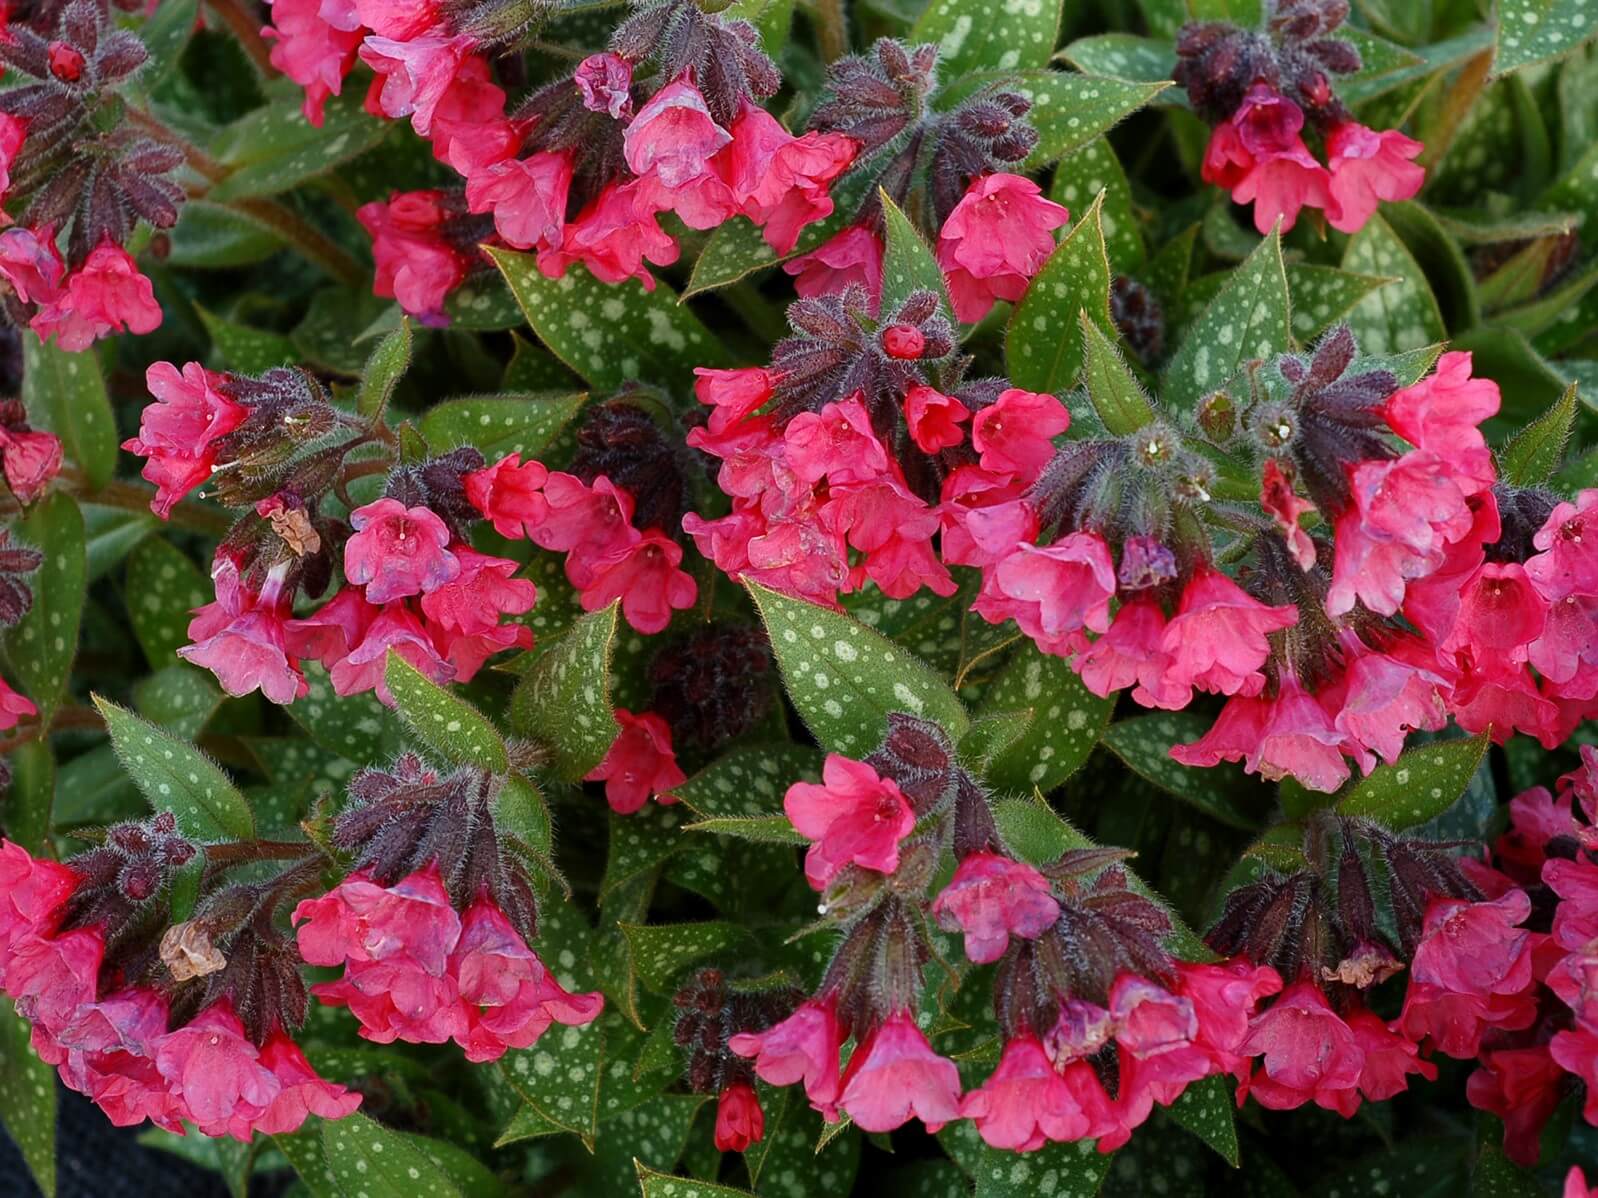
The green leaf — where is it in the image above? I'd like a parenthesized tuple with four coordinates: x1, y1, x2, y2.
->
(1169, 1074, 1239, 1167)
(498, 1015, 604, 1144)
(124, 537, 211, 670)
(1102, 713, 1265, 831)
(6, 741, 53, 854)
(166, 201, 285, 270)
(1061, 35, 1177, 93)
(358, 319, 412, 422)
(726, 0, 796, 54)
(682, 814, 806, 845)
(287, 666, 405, 766)
(671, 742, 821, 818)
(1007, 190, 1113, 393)
(133, 665, 222, 739)
(1334, 735, 1491, 829)
(749, 582, 970, 755)
(94, 695, 255, 840)
(418, 392, 588, 460)
(209, 90, 391, 201)
(6, 493, 85, 724)
(879, 192, 953, 322)
(1164, 230, 1292, 410)
(196, 307, 296, 374)
(509, 605, 620, 780)
(495, 773, 553, 857)
(1470, 1144, 1545, 1197)
(383, 653, 509, 773)
(1499, 381, 1578, 484)
(1012, 73, 1171, 168)
(1495, 0, 1598, 75)
(1050, 136, 1145, 269)
(620, 920, 754, 991)
(444, 276, 528, 330)
(292, 286, 395, 374)
(1286, 264, 1395, 344)
(137, 0, 199, 88)
(1080, 313, 1158, 435)
(1341, 213, 1447, 355)
(637, 1164, 757, 1198)
(319, 1114, 464, 1198)
(488, 247, 730, 390)
(912, 0, 1060, 76)
(22, 335, 116, 489)
(0, 1004, 55, 1197)
(972, 1139, 1116, 1197)
(83, 505, 157, 582)
(977, 643, 1112, 793)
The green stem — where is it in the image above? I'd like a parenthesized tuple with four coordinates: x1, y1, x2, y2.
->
(204, 0, 275, 77)
(810, 0, 849, 61)
(53, 466, 234, 537)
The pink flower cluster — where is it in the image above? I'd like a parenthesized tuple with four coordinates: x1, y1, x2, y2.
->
(0, 839, 358, 1138)
(123, 362, 247, 518)
(585, 708, 687, 815)
(293, 865, 602, 1061)
(0, 228, 161, 352)
(465, 453, 697, 635)
(1201, 84, 1423, 234)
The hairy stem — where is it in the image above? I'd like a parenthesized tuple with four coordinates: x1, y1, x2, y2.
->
(811, 0, 849, 62)
(205, 0, 277, 76)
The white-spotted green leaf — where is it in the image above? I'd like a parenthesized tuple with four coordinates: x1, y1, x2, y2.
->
(1341, 213, 1447, 354)
(1050, 137, 1144, 268)
(132, 665, 222, 740)
(1168, 1074, 1239, 1166)
(750, 1099, 862, 1197)
(971, 1138, 1115, 1197)
(0, 1004, 54, 1197)
(1012, 73, 1171, 168)
(444, 275, 527, 330)
(619, 921, 755, 991)
(1286, 264, 1395, 344)
(680, 814, 807, 845)
(488, 247, 730, 390)
(166, 201, 285, 269)
(136, 0, 199, 87)
(124, 537, 211, 670)
(912, 0, 1061, 76)
(319, 1114, 464, 1198)
(749, 583, 970, 755)
(569, 1091, 705, 1193)
(670, 743, 822, 818)
(357, 318, 412, 422)
(419, 392, 587, 460)
(499, 1019, 605, 1144)
(509, 605, 620, 780)
(288, 666, 405, 766)
(1495, 0, 1598, 75)
(23, 336, 116, 489)
(384, 653, 509, 773)
(94, 695, 255, 840)
(976, 642, 1112, 793)
(637, 1165, 758, 1198)
(7, 742, 53, 855)
(5, 493, 84, 724)
(209, 90, 391, 201)
(1499, 381, 1578, 484)
(1060, 34, 1177, 92)
(1080, 314, 1158, 435)
(1102, 713, 1264, 830)
(1334, 734, 1491, 829)
(1164, 230, 1292, 409)
(292, 286, 395, 375)
(196, 307, 296, 374)
(1007, 190, 1113, 393)
(880, 192, 953, 322)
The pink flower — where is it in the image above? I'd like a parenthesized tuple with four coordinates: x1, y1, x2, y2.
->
(153, 1001, 281, 1139)
(359, 32, 477, 137)
(0, 226, 65, 306)
(902, 385, 969, 454)
(574, 51, 633, 119)
(418, 546, 537, 636)
(123, 361, 247, 519)
(1239, 981, 1363, 1116)
(284, 585, 379, 669)
(1348, 1007, 1434, 1101)
(180, 560, 308, 705)
(1203, 85, 1332, 235)
(578, 530, 698, 635)
(624, 76, 730, 189)
(960, 1034, 1088, 1151)
(729, 997, 846, 1119)
(1331, 634, 1450, 765)
(1159, 567, 1297, 699)
(1397, 981, 1538, 1061)
(1261, 459, 1316, 569)
(1383, 350, 1498, 462)
(5, 927, 103, 1031)
(1410, 890, 1534, 998)
(349, 0, 438, 41)
(344, 498, 461, 604)
(784, 225, 883, 303)
(837, 1011, 962, 1133)
(1530, 489, 1598, 601)
(464, 453, 549, 538)
(1467, 1045, 1565, 1166)
(466, 151, 573, 251)
(357, 190, 471, 324)
(0, 840, 78, 959)
(37, 986, 180, 1131)
(262, 0, 362, 124)
(1173, 674, 1355, 792)
(429, 58, 519, 177)
(1076, 598, 1186, 709)
(254, 1033, 363, 1134)
(1567, 1167, 1598, 1198)
(31, 241, 162, 351)
(0, 112, 23, 200)
(0, 677, 34, 733)
(931, 851, 1059, 965)
(585, 709, 687, 815)
(783, 395, 890, 486)
(0, 426, 62, 504)
(538, 180, 679, 289)
(1445, 561, 1548, 660)
(784, 754, 915, 890)
(720, 103, 856, 254)
(936, 173, 1069, 322)
(969, 388, 1069, 479)
(977, 533, 1117, 654)
(451, 898, 601, 1062)
(328, 604, 454, 704)
(1176, 958, 1283, 1078)
(694, 367, 775, 434)
(1325, 122, 1425, 234)
(714, 1082, 764, 1151)
(530, 473, 637, 565)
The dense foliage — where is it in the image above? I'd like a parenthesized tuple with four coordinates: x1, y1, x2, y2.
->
(7, 0, 1598, 1195)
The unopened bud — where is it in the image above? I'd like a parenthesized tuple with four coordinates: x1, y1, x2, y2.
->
(1196, 391, 1237, 442)
(881, 324, 926, 360)
(48, 42, 85, 82)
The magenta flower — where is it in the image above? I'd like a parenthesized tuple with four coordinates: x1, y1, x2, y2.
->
(720, 103, 856, 254)
(1239, 980, 1364, 1116)
(152, 1001, 285, 1139)
(1530, 489, 1598, 601)
(837, 1011, 962, 1133)
(623, 76, 730, 190)
(262, 0, 362, 124)
(729, 996, 846, 1119)
(1077, 598, 1184, 709)
(574, 51, 633, 119)
(5, 927, 103, 1031)
(357, 190, 471, 324)
(359, 32, 478, 137)
(31, 241, 162, 351)
(1175, 958, 1283, 1079)
(464, 452, 550, 539)
(784, 225, 883, 303)
(1347, 1007, 1434, 1102)
(931, 851, 1059, 964)
(1466, 1044, 1565, 1165)
(0, 226, 65, 307)
(418, 547, 537, 637)
(0, 839, 78, 959)
(1325, 122, 1425, 234)
(713, 1081, 765, 1151)
(1331, 633, 1450, 766)
(784, 754, 915, 890)
(538, 180, 680, 290)
(344, 498, 461, 604)
(283, 585, 379, 670)
(783, 395, 891, 486)
(180, 559, 308, 706)
(429, 58, 519, 178)
(936, 173, 1069, 322)
(969, 388, 1069, 479)
(959, 1034, 1089, 1151)
(977, 533, 1117, 654)
(466, 151, 573, 250)
(1159, 567, 1298, 699)
(580, 531, 698, 634)
(0, 425, 62, 505)
(124, 361, 247, 519)
(585, 709, 687, 815)
(1384, 351, 1499, 461)
(693, 367, 776, 434)
(1202, 85, 1332, 234)
(1410, 890, 1535, 998)
(1174, 673, 1354, 792)
(0, 677, 33, 732)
